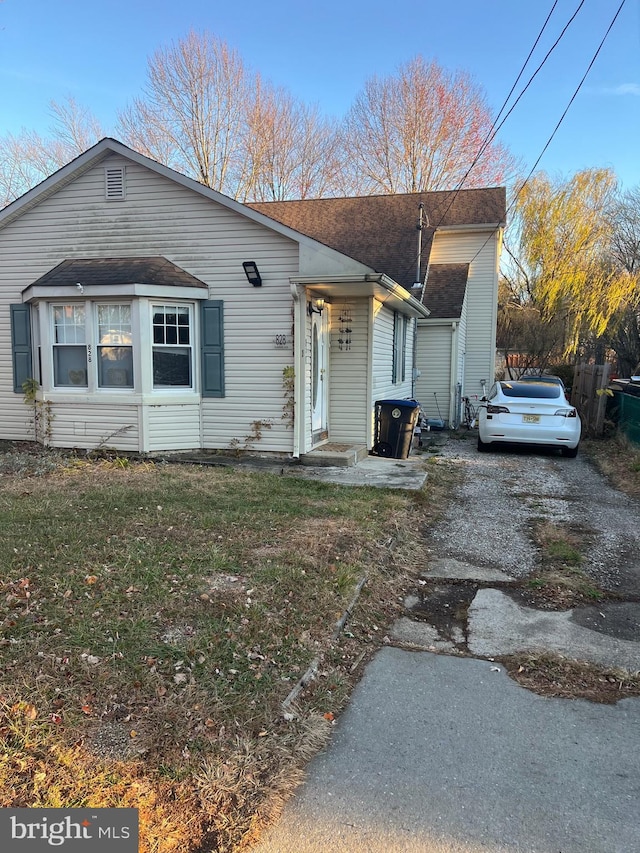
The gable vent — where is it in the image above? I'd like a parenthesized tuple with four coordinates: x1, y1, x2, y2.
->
(105, 166, 126, 200)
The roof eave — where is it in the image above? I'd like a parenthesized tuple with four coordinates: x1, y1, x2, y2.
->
(291, 273, 430, 318)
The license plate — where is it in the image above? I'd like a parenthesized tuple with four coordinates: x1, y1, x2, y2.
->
(522, 414, 540, 424)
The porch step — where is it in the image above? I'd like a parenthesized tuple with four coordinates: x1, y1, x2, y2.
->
(299, 443, 369, 468)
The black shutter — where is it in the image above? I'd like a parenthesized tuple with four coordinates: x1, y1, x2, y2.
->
(201, 300, 225, 398)
(10, 304, 32, 393)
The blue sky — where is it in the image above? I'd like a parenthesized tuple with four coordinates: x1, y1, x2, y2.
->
(1, 0, 638, 188)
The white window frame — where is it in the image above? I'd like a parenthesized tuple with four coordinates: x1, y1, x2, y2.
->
(51, 303, 88, 388)
(151, 303, 194, 390)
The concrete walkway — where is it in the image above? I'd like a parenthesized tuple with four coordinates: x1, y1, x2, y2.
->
(251, 650, 640, 853)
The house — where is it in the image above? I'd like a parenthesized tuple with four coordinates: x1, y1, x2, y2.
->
(0, 138, 504, 458)
(250, 190, 505, 428)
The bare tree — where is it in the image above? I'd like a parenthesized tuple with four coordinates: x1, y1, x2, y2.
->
(603, 185, 640, 375)
(117, 31, 248, 193)
(236, 78, 341, 201)
(340, 56, 513, 195)
(0, 97, 102, 207)
(497, 277, 569, 377)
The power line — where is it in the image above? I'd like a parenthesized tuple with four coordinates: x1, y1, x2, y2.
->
(399, 0, 580, 285)
(466, 0, 627, 270)
(432, 0, 586, 233)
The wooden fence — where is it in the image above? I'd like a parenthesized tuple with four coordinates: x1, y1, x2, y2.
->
(571, 363, 612, 437)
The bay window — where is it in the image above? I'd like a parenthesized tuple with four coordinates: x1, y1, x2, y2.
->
(44, 300, 197, 394)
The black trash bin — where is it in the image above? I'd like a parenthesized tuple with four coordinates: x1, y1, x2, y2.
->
(372, 399, 421, 459)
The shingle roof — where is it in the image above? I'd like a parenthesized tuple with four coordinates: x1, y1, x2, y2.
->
(249, 188, 505, 289)
(421, 264, 470, 319)
(30, 257, 208, 289)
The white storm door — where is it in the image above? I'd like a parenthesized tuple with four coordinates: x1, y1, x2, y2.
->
(311, 309, 328, 437)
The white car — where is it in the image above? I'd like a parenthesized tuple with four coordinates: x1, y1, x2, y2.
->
(477, 380, 581, 457)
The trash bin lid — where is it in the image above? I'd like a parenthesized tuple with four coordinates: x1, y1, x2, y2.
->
(375, 399, 420, 408)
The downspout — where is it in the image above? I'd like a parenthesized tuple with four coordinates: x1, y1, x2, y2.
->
(289, 280, 304, 458)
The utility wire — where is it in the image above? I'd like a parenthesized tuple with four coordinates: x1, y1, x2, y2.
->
(466, 0, 627, 270)
(432, 0, 585, 233)
(399, 0, 580, 285)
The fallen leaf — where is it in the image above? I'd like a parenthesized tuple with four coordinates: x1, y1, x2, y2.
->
(85, 575, 98, 585)
(323, 712, 335, 722)
(23, 704, 37, 721)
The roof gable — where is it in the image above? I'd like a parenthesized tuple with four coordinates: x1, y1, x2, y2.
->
(0, 139, 352, 262)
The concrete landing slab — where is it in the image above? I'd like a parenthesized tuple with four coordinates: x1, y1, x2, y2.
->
(282, 455, 428, 490)
(468, 589, 640, 671)
(421, 558, 516, 584)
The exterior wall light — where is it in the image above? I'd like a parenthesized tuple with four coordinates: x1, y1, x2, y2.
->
(242, 261, 262, 287)
(308, 297, 325, 316)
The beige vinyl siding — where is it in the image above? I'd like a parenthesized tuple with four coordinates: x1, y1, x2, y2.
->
(429, 230, 499, 398)
(328, 299, 369, 444)
(0, 153, 298, 453)
(415, 324, 453, 423)
(47, 404, 140, 451)
(372, 302, 413, 404)
(147, 405, 201, 451)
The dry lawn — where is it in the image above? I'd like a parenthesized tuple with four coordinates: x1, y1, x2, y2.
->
(0, 447, 428, 852)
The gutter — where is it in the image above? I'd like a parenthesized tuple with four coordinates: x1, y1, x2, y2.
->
(291, 273, 430, 319)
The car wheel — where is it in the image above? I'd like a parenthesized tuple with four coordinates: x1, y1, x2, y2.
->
(561, 445, 579, 458)
(477, 435, 490, 453)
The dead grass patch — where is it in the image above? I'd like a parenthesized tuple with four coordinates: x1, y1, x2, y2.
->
(500, 652, 640, 703)
(582, 435, 640, 499)
(520, 519, 605, 608)
(0, 448, 429, 852)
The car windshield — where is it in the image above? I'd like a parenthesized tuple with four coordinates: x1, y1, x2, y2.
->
(499, 382, 561, 399)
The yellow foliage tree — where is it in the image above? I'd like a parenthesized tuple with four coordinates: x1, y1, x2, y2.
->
(504, 168, 637, 354)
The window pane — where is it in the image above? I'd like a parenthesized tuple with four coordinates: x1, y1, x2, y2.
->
(54, 346, 87, 386)
(153, 347, 191, 387)
(54, 305, 86, 344)
(98, 304, 131, 345)
(98, 346, 133, 388)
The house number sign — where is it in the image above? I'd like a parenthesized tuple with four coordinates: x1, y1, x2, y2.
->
(274, 334, 288, 348)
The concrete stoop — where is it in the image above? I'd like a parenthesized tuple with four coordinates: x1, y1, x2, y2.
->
(299, 443, 368, 468)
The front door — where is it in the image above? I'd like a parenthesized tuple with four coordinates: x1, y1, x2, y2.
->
(311, 308, 328, 440)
